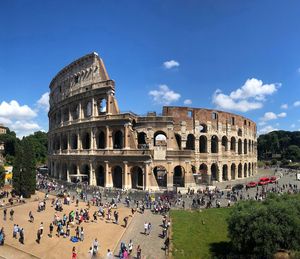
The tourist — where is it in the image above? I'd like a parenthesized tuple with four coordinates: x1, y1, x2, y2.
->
(39, 222, 44, 235)
(136, 245, 142, 259)
(144, 222, 148, 234)
(80, 227, 84, 241)
(106, 249, 113, 258)
(49, 223, 54, 237)
(72, 247, 77, 259)
(147, 222, 152, 235)
(9, 209, 14, 221)
(88, 247, 93, 258)
(3, 208, 7, 221)
(36, 229, 41, 244)
(164, 237, 170, 252)
(29, 211, 34, 222)
(128, 239, 133, 254)
(13, 224, 18, 239)
(0, 228, 4, 245)
(92, 238, 99, 255)
(123, 216, 128, 228)
(19, 228, 24, 244)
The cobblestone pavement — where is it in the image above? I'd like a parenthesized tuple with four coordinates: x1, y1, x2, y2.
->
(114, 210, 167, 259)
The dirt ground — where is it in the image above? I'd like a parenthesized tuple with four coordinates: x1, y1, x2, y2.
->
(0, 191, 132, 259)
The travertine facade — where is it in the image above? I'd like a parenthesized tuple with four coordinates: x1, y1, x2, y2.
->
(48, 53, 257, 190)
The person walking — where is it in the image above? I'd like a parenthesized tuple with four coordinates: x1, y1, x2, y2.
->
(36, 229, 41, 244)
(72, 247, 77, 259)
(144, 222, 148, 235)
(29, 211, 34, 222)
(19, 228, 24, 244)
(128, 240, 133, 255)
(123, 216, 128, 228)
(106, 249, 113, 258)
(147, 222, 152, 235)
(93, 238, 99, 256)
(136, 245, 142, 259)
(9, 209, 14, 221)
(3, 208, 7, 221)
(13, 224, 18, 239)
(49, 223, 54, 238)
(80, 227, 84, 241)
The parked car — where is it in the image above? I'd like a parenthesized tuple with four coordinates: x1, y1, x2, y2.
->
(232, 184, 244, 192)
(269, 176, 277, 183)
(259, 177, 270, 185)
(246, 181, 257, 188)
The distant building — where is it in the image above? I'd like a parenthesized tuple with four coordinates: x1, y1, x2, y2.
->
(48, 53, 257, 190)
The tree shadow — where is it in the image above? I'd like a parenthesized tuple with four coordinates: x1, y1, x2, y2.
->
(209, 241, 233, 259)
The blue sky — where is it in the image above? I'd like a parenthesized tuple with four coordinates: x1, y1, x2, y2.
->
(0, 0, 300, 136)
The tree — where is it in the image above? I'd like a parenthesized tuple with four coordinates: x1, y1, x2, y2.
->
(228, 194, 300, 257)
(283, 145, 300, 162)
(12, 139, 36, 198)
(0, 165, 5, 187)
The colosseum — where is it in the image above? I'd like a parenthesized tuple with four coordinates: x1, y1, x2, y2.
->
(48, 52, 257, 191)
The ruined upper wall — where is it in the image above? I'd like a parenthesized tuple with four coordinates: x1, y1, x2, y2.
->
(162, 106, 256, 134)
(49, 52, 111, 107)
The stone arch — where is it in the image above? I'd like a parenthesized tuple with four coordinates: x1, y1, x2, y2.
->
(154, 131, 167, 146)
(97, 98, 107, 115)
(62, 107, 69, 122)
(221, 136, 228, 152)
(231, 163, 236, 180)
(81, 164, 90, 183)
(70, 133, 78, 149)
(61, 163, 67, 180)
(113, 130, 123, 149)
(153, 166, 167, 188)
(55, 162, 60, 179)
(238, 128, 242, 137)
(244, 163, 247, 177)
(238, 163, 242, 178)
(199, 135, 207, 153)
(84, 101, 92, 118)
(211, 135, 219, 153)
(81, 132, 91, 149)
(95, 165, 105, 187)
(199, 163, 209, 183)
(97, 130, 105, 149)
(138, 132, 147, 148)
(173, 166, 185, 187)
(211, 163, 219, 182)
(244, 139, 248, 154)
(70, 103, 79, 120)
(69, 164, 77, 183)
(175, 133, 181, 150)
(55, 136, 60, 151)
(112, 166, 123, 188)
(248, 140, 251, 153)
(238, 139, 242, 155)
(131, 166, 143, 189)
(199, 123, 207, 133)
(222, 164, 228, 181)
(230, 137, 236, 152)
(186, 134, 195, 150)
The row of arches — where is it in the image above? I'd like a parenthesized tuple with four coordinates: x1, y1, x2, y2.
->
(50, 98, 107, 129)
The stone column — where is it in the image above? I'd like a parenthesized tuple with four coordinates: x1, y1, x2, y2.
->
(124, 124, 129, 149)
(105, 161, 113, 187)
(66, 164, 70, 182)
(106, 94, 110, 114)
(91, 98, 95, 117)
(77, 130, 82, 150)
(123, 162, 130, 189)
(167, 161, 173, 189)
(218, 164, 222, 182)
(105, 126, 110, 149)
(89, 162, 95, 186)
(144, 162, 150, 191)
(78, 102, 82, 120)
(67, 131, 70, 154)
(227, 165, 231, 181)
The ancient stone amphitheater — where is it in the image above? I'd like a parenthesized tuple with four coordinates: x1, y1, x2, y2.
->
(48, 52, 257, 190)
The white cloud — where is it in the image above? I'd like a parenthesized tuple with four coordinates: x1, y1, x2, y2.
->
(294, 101, 300, 107)
(163, 60, 180, 69)
(277, 112, 287, 118)
(261, 112, 277, 121)
(183, 99, 192, 105)
(297, 68, 300, 73)
(258, 125, 278, 135)
(0, 100, 37, 119)
(149, 84, 181, 105)
(10, 121, 40, 133)
(291, 124, 296, 128)
(212, 78, 279, 112)
(37, 92, 49, 112)
(280, 104, 288, 109)
(258, 121, 267, 126)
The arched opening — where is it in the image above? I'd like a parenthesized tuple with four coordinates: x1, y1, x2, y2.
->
(98, 99, 107, 115)
(138, 132, 147, 149)
(81, 164, 90, 183)
(62, 108, 69, 122)
(248, 162, 251, 177)
(221, 136, 228, 152)
(222, 164, 228, 181)
(244, 163, 247, 177)
(175, 134, 181, 150)
(153, 166, 167, 188)
(131, 166, 143, 189)
(173, 166, 185, 187)
(230, 137, 236, 152)
(249, 140, 251, 153)
(211, 135, 219, 153)
(70, 134, 78, 149)
(238, 139, 242, 155)
(238, 163, 242, 178)
(198, 163, 209, 184)
(55, 136, 60, 151)
(56, 111, 61, 125)
(238, 128, 242, 137)
(84, 101, 92, 118)
(231, 164, 236, 180)
(199, 135, 207, 153)
(186, 134, 195, 150)
(112, 166, 123, 188)
(69, 164, 78, 183)
(113, 130, 123, 149)
(252, 163, 254, 175)
(211, 163, 218, 182)
(82, 132, 91, 149)
(62, 135, 68, 150)
(55, 163, 60, 179)
(95, 165, 105, 187)
(199, 123, 207, 133)
(71, 104, 79, 120)
(244, 139, 248, 154)
(97, 130, 105, 149)
(61, 163, 67, 180)
(154, 131, 167, 146)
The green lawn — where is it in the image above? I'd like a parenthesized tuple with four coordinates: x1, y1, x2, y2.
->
(170, 208, 231, 259)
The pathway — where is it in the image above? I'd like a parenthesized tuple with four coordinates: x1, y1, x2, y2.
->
(114, 210, 167, 259)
